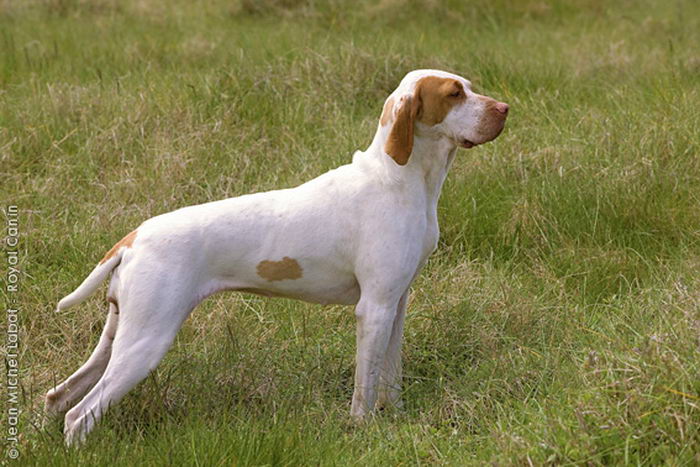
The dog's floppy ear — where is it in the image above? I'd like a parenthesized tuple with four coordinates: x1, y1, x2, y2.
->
(384, 94, 420, 166)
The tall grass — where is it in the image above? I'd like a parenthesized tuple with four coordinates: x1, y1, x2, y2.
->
(2, 0, 700, 464)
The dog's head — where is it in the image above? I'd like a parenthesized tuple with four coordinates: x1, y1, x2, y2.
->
(380, 70, 509, 165)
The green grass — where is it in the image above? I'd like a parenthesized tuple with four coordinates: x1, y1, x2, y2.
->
(3, 0, 700, 464)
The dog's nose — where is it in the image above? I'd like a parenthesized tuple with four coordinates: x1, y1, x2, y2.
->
(495, 102, 509, 114)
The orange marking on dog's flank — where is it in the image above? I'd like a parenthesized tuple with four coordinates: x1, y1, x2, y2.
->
(100, 230, 138, 264)
(256, 257, 303, 281)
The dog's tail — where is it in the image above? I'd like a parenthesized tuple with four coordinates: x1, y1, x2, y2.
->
(56, 230, 137, 312)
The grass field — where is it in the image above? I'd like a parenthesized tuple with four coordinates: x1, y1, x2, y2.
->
(2, 0, 700, 464)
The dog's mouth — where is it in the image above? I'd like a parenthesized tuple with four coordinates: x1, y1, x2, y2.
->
(459, 138, 477, 149)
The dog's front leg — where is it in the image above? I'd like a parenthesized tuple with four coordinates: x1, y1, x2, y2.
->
(376, 289, 410, 410)
(350, 296, 399, 419)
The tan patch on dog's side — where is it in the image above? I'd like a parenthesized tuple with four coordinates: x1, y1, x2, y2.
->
(415, 76, 466, 126)
(380, 97, 394, 126)
(256, 257, 303, 281)
(100, 230, 137, 264)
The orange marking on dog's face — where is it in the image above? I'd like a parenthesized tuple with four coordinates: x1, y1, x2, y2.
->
(256, 257, 303, 281)
(380, 97, 394, 126)
(384, 76, 467, 166)
(415, 76, 466, 126)
(100, 230, 137, 264)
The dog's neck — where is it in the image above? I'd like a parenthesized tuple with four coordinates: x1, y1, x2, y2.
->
(360, 125, 458, 207)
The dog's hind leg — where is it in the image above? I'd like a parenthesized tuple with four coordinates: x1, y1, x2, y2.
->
(62, 281, 196, 446)
(45, 301, 120, 416)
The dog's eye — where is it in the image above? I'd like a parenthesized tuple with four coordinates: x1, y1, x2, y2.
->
(449, 90, 462, 98)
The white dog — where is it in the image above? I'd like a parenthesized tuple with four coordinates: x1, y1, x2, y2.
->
(46, 69, 508, 444)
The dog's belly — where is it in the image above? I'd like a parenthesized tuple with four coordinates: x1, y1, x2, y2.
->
(236, 279, 361, 305)
(211, 268, 361, 306)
